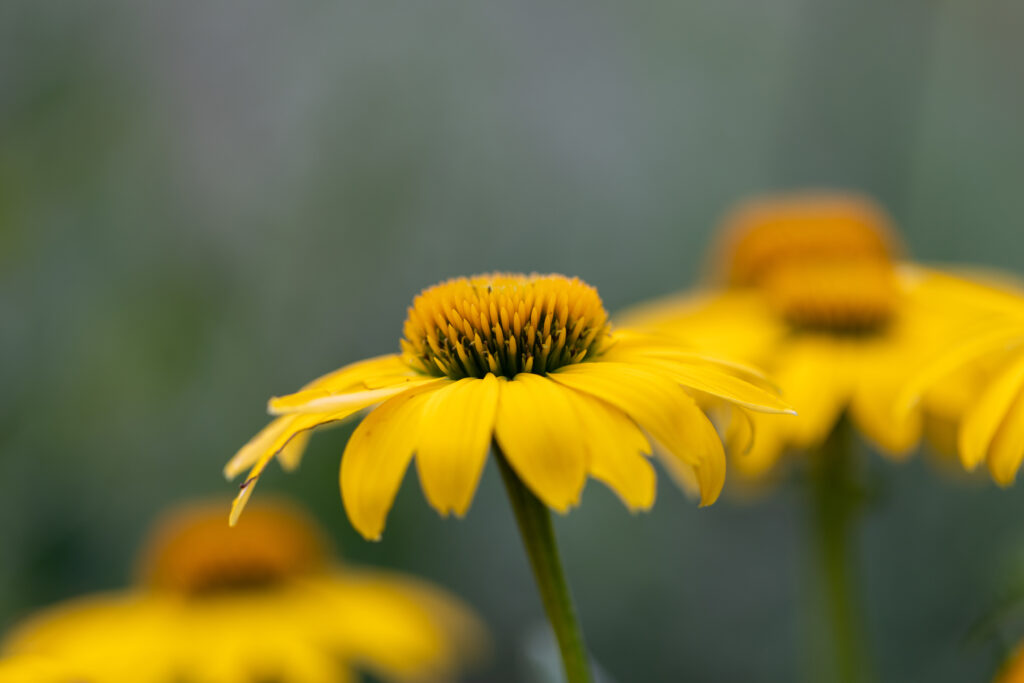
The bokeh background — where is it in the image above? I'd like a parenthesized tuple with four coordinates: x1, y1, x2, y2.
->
(3, 1, 1024, 681)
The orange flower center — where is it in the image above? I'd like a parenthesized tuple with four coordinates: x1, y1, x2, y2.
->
(138, 502, 327, 595)
(716, 193, 901, 331)
(401, 273, 612, 379)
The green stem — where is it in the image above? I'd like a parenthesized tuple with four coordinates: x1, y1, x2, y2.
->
(495, 446, 593, 683)
(808, 418, 872, 683)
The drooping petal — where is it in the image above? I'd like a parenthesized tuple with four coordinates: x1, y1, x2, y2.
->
(268, 379, 435, 416)
(959, 352, 1024, 470)
(224, 416, 295, 479)
(551, 362, 725, 504)
(610, 351, 793, 414)
(493, 374, 588, 512)
(341, 382, 448, 540)
(229, 410, 367, 525)
(415, 375, 500, 517)
(566, 389, 656, 511)
(298, 354, 415, 392)
(988, 388, 1024, 486)
(278, 431, 312, 472)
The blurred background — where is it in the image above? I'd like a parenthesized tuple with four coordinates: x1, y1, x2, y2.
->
(3, 1, 1024, 681)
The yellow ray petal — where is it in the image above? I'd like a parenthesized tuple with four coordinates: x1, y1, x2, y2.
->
(849, 361, 923, 457)
(772, 339, 853, 449)
(493, 374, 588, 512)
(278, 430, 312, 472)
(551, 362, 725, 504)
(306, 571, 486, 682)
(228, 395, 409, 525)
(416, 375, 501, 517)
(959, 351, 1024, 470)
(988, 389, 1024, 486)
(268, 379, 435, 416)
(298, 354, 413, 391)
(732, 412, 789, 479)
(224, 416, 295, 479)
(568, 389, 656, 511)
(892, 326, 1022, 418)
(615, 354, 793, 414)
(341, 382, 448, 540)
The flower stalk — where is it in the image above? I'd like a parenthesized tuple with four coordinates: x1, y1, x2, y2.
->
(495, 444, 593, 683)
(808, 417, 872, 683)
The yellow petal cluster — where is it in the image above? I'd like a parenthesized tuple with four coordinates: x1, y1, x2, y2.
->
(226, 273, 794, 539)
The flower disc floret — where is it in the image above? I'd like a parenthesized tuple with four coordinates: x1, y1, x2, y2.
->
(401, 274, 611, 379)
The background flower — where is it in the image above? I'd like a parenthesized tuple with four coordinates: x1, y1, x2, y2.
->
(3, 501, 486, 683)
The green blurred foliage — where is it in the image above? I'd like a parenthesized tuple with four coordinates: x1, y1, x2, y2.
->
(2, 1, 1024, 681)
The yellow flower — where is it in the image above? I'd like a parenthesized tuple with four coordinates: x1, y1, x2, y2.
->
(893, 272, 1024, 486)
(3, 501, 485, 683)
(0, 654, 87, 683)
(622, 192, 978, 479)
(225, 273, 793, 539)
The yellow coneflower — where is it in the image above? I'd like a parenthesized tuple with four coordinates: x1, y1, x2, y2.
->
(623, 192, 971, 479)
(0, 654, 86, 683)
(621, 192, 991, 683)
(225, 272, 793, 683)
(3, 501, 485, 683)
(893, 272, 1024, 486)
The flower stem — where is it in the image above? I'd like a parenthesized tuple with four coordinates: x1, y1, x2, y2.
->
(808, 417, 872, 683)
(495, 446, 593, 683)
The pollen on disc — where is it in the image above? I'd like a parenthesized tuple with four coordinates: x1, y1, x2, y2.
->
(401, 273, 612, 380)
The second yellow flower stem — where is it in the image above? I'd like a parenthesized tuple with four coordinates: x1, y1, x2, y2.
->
(495, 446, 593, 683)
(808, 417, 872, 683)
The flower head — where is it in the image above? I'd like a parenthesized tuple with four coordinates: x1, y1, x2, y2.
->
(225, 273, 793, 539)
(624, 192, 973, 479)
(3, 501, 485, 683)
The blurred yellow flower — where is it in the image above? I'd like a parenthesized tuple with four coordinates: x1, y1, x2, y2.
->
(893, 272, 1024, 486)
(623, 192, 976, 480)
(0, 654, 87, 683)
(3, 501, 485, 683)
(226, 273, 793, 539)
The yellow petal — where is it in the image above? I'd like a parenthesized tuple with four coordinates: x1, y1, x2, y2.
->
(771, 340, 852, 449)
(493, 374, 588, 512)
(278, 430, 312, 472)
(849, 370, 922, 457)
(732, 412, 789, 479)
(228, 411, 356, 525)
(892, 326, 1021, 418)
(416, 375, 500, 517)
(224, 416, 294, 479)
(268, 379, 434, 416)
(988, 388, 1024, 486)
(299, 354, 414, 391)
(551, 362, 725, 505)
(960, 351, 1024, 470)
(341, 382, 448, 540)
(568, 389, 656, 511)
(617, 354, 793, 414)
